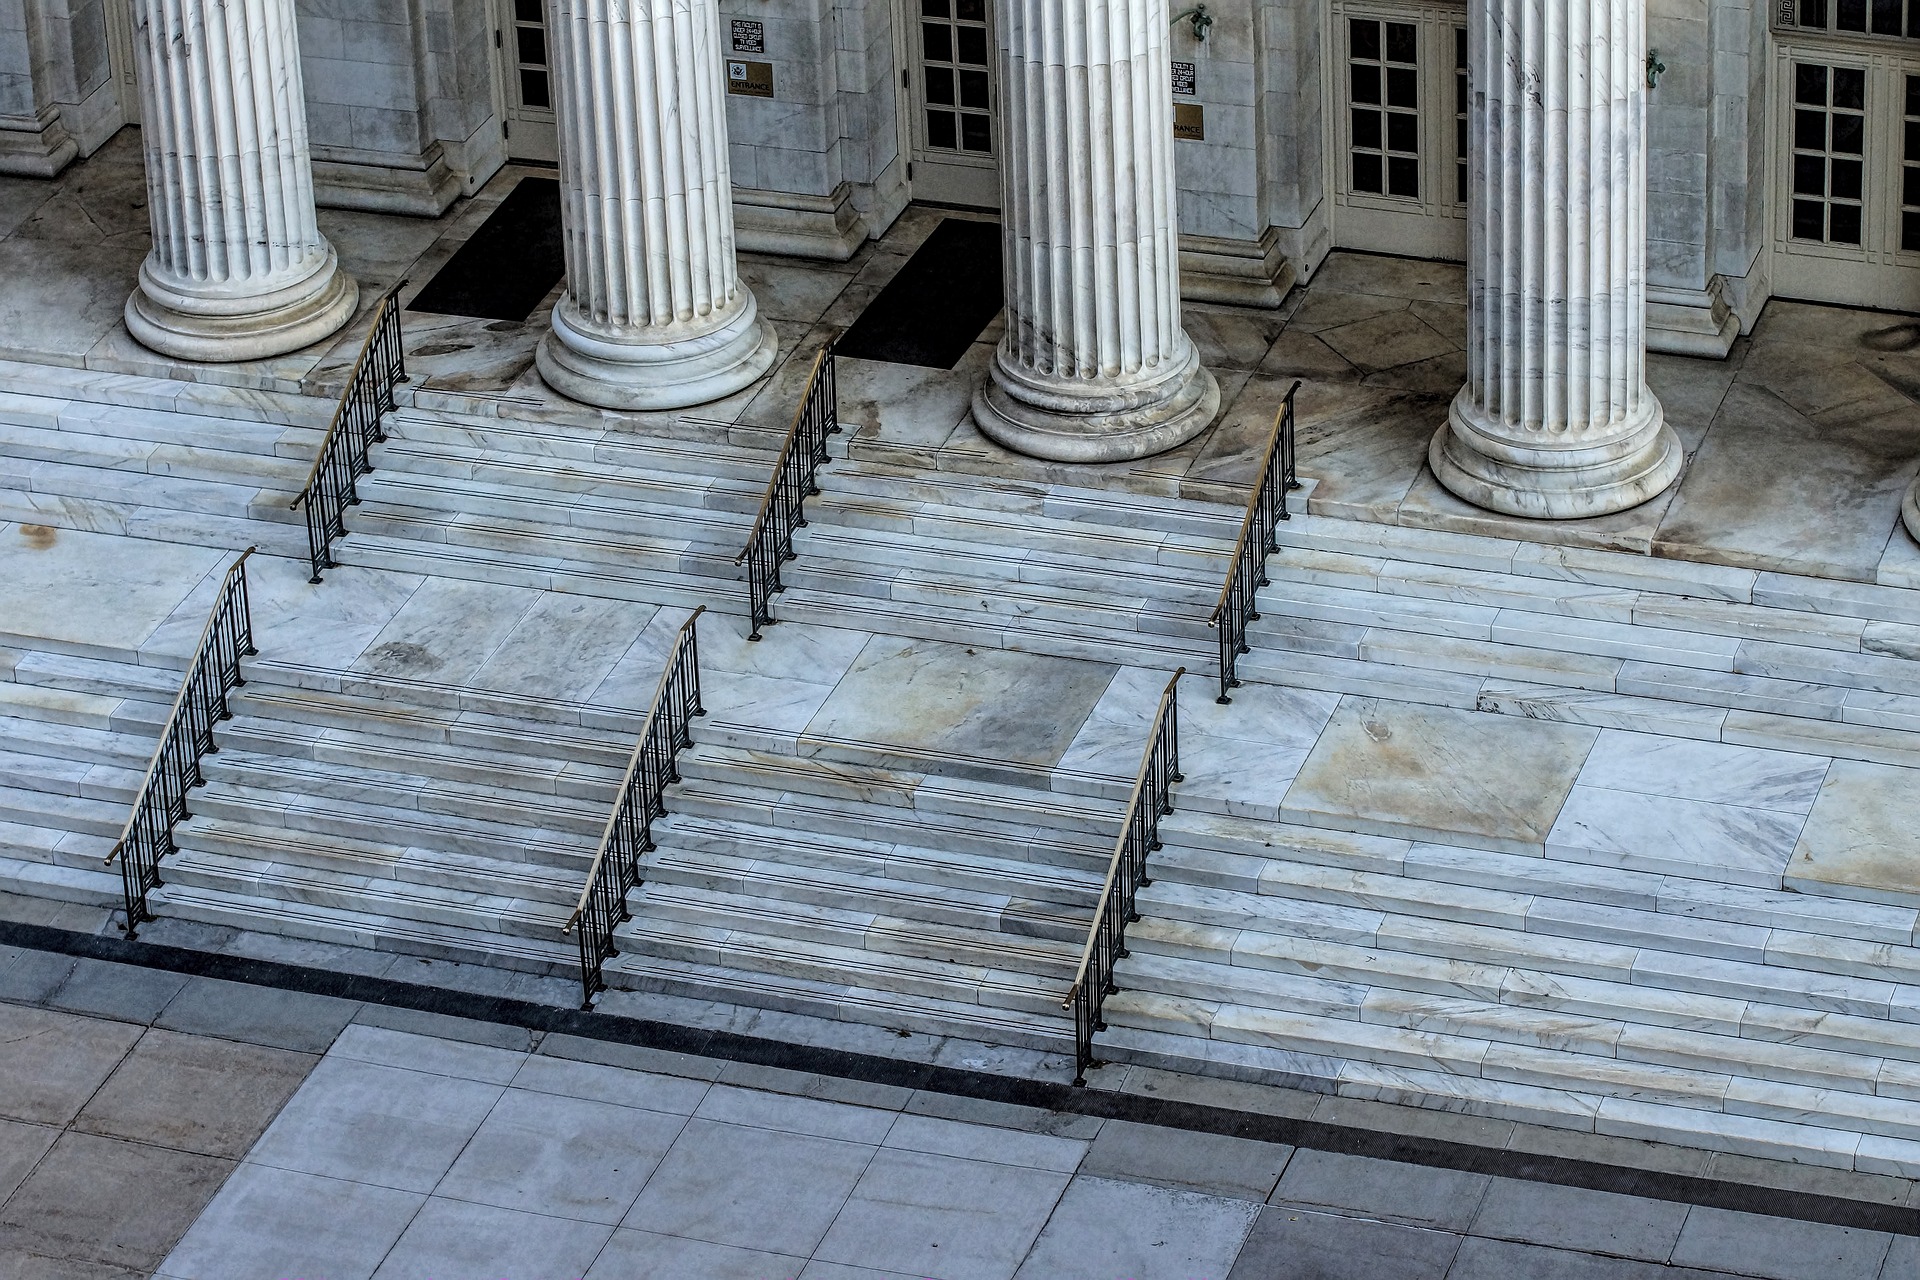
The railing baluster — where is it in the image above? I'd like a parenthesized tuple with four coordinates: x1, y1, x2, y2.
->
(1061, 668, 1184, 1087)
(737, 341, 839, 640)
(291, 281, 409, 584)
(564, 607, 709, 1009)
(1206, 381, 1302, 704)
(104, 548, 260, 937)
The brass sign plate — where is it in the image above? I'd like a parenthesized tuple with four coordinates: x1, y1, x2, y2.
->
(727, 59, 774, 99)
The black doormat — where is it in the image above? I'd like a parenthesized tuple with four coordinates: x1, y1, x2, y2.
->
(408, 177, 567, 322)
(835, 217, 1003, 368)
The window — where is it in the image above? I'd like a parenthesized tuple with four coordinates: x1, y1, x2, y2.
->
(1790, 61, 1868, 244)
(921, 0, 992, 155)
(1349, 18, 1421, 199)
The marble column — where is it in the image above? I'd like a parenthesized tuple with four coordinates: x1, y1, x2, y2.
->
(1430, 0, 1682, 519)
(536, 0, 777, 410)
(971, 0, 1219, 463)
(125, 0, 358, 362)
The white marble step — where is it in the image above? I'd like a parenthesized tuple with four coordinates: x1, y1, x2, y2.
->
(819, 462, 1242, 539)
(345, 506, 742, 583)
(148, 881, 578, 976)
(0, 851, 122, 906)
(613, 895, 1070, 1017)
(1092, 1022, 1917, 1174)
(172, 815, 585, 903)
(185, 777, 593, 867)
(0, 780, 127, 839)
(1272, 514, 1920, 627)
(385, 409, 773, 478)
(0, 713, 157, 772)
(775, 589, 1204, 672)
(195, 750, 611, 842)
(358, 462, 762, 531)
(647, 824, 1098, 940)
(1160, 811, 1920, 947)
(226, 683, 637, 765)
(0, 421, 311, 491)
(217, 717, 625, 801)
(790, 524, 1220, 607)
(599, 949, 1072, 1050)
(332, 534, 744, 615)
(160, 845, 575, 942)
(0, 358, 338, 429)
(0, 816, 115, 872)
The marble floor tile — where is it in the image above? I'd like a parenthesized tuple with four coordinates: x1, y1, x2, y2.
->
(348, 576, 541, 687)
(1654, 380, 1920, 582)
(1785, 759, 1920, 909)
(1572, 731, 1831, 813)
(0, 523, 223, 655)
(1547, 785, 1808, 886)
(469, 593, 662, 702)
(1283, 697, 1598, 853)
(802, 635, 1117, 770)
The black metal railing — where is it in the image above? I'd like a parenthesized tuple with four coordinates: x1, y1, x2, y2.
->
(737, 342, 838, 639)
(564, 606, 707, 1008)
(1062, 667, 1184, 1086)
(104, 547, 259, 938)
(1207, 380, 1302, 704)
(290, 281, 408, 584)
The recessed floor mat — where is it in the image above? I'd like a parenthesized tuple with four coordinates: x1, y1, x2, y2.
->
(408, 177, 567, 323)
(834, 217, 1004, 368)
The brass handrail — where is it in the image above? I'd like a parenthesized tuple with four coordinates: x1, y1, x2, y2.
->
(736, 341, 839, 639)
(104, 546, 259, 936)
(1206, 380, 1302, 702)
(1062, 666, 1184, 1085)
(564, 606, 707, 1007)
(291, 280, 408, 583)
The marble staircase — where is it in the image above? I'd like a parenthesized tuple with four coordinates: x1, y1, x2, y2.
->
(0, 633, 174, 906)
(1235, 514, 1920, 769)
(601, 738, 1119, 1047)
(329, 401, 782, 613)
(0, 359, 326, 558)
(1093, 800, 1920, 1174)
(779, 455, 1242, 670)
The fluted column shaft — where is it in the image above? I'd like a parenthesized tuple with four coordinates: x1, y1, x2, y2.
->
(972, 0, 1218, 462)
(1431, 0, 1680, 518)
(126, 0, 357, 362)
(536, 0, 776, 410)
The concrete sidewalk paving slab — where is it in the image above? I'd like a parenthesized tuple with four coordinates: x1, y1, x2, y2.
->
(156, 1163, 423, 1280)
(621, 1117, 875, 1256)
(1011, 1175, 1261, 1280)
(243, 1056, 503, 1194)
(434, 1087, 687, 1225)
(368, 1197, 614, 1280)
(811, 1146, 1071, 1280)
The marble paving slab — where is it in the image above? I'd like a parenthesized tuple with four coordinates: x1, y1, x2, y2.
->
(1784, 759, 1920, 912)
(801, 635, 1118, 771)
(0, 521, 224, 658)
(1281, 697, 1599, 855)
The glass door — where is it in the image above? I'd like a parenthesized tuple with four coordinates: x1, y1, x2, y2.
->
(1330, 0, 1468, 259)
(906, 0, 1000, 207)
(495, 0, 558, 163)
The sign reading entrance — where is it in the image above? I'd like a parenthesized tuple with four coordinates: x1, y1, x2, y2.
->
(1173, 102, 1205, 141)
(727, 59, 774, 98)
(730, 20, 764, 52)
(1171, 61, 1196, 96)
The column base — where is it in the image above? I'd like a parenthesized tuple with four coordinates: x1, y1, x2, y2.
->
(1429, 390, 1683, 520)
(537, 292, 779, 411)
(971, 344, 1222, 464)
(125, 246, 360, 363)
(1903, 476, 1920, 546)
